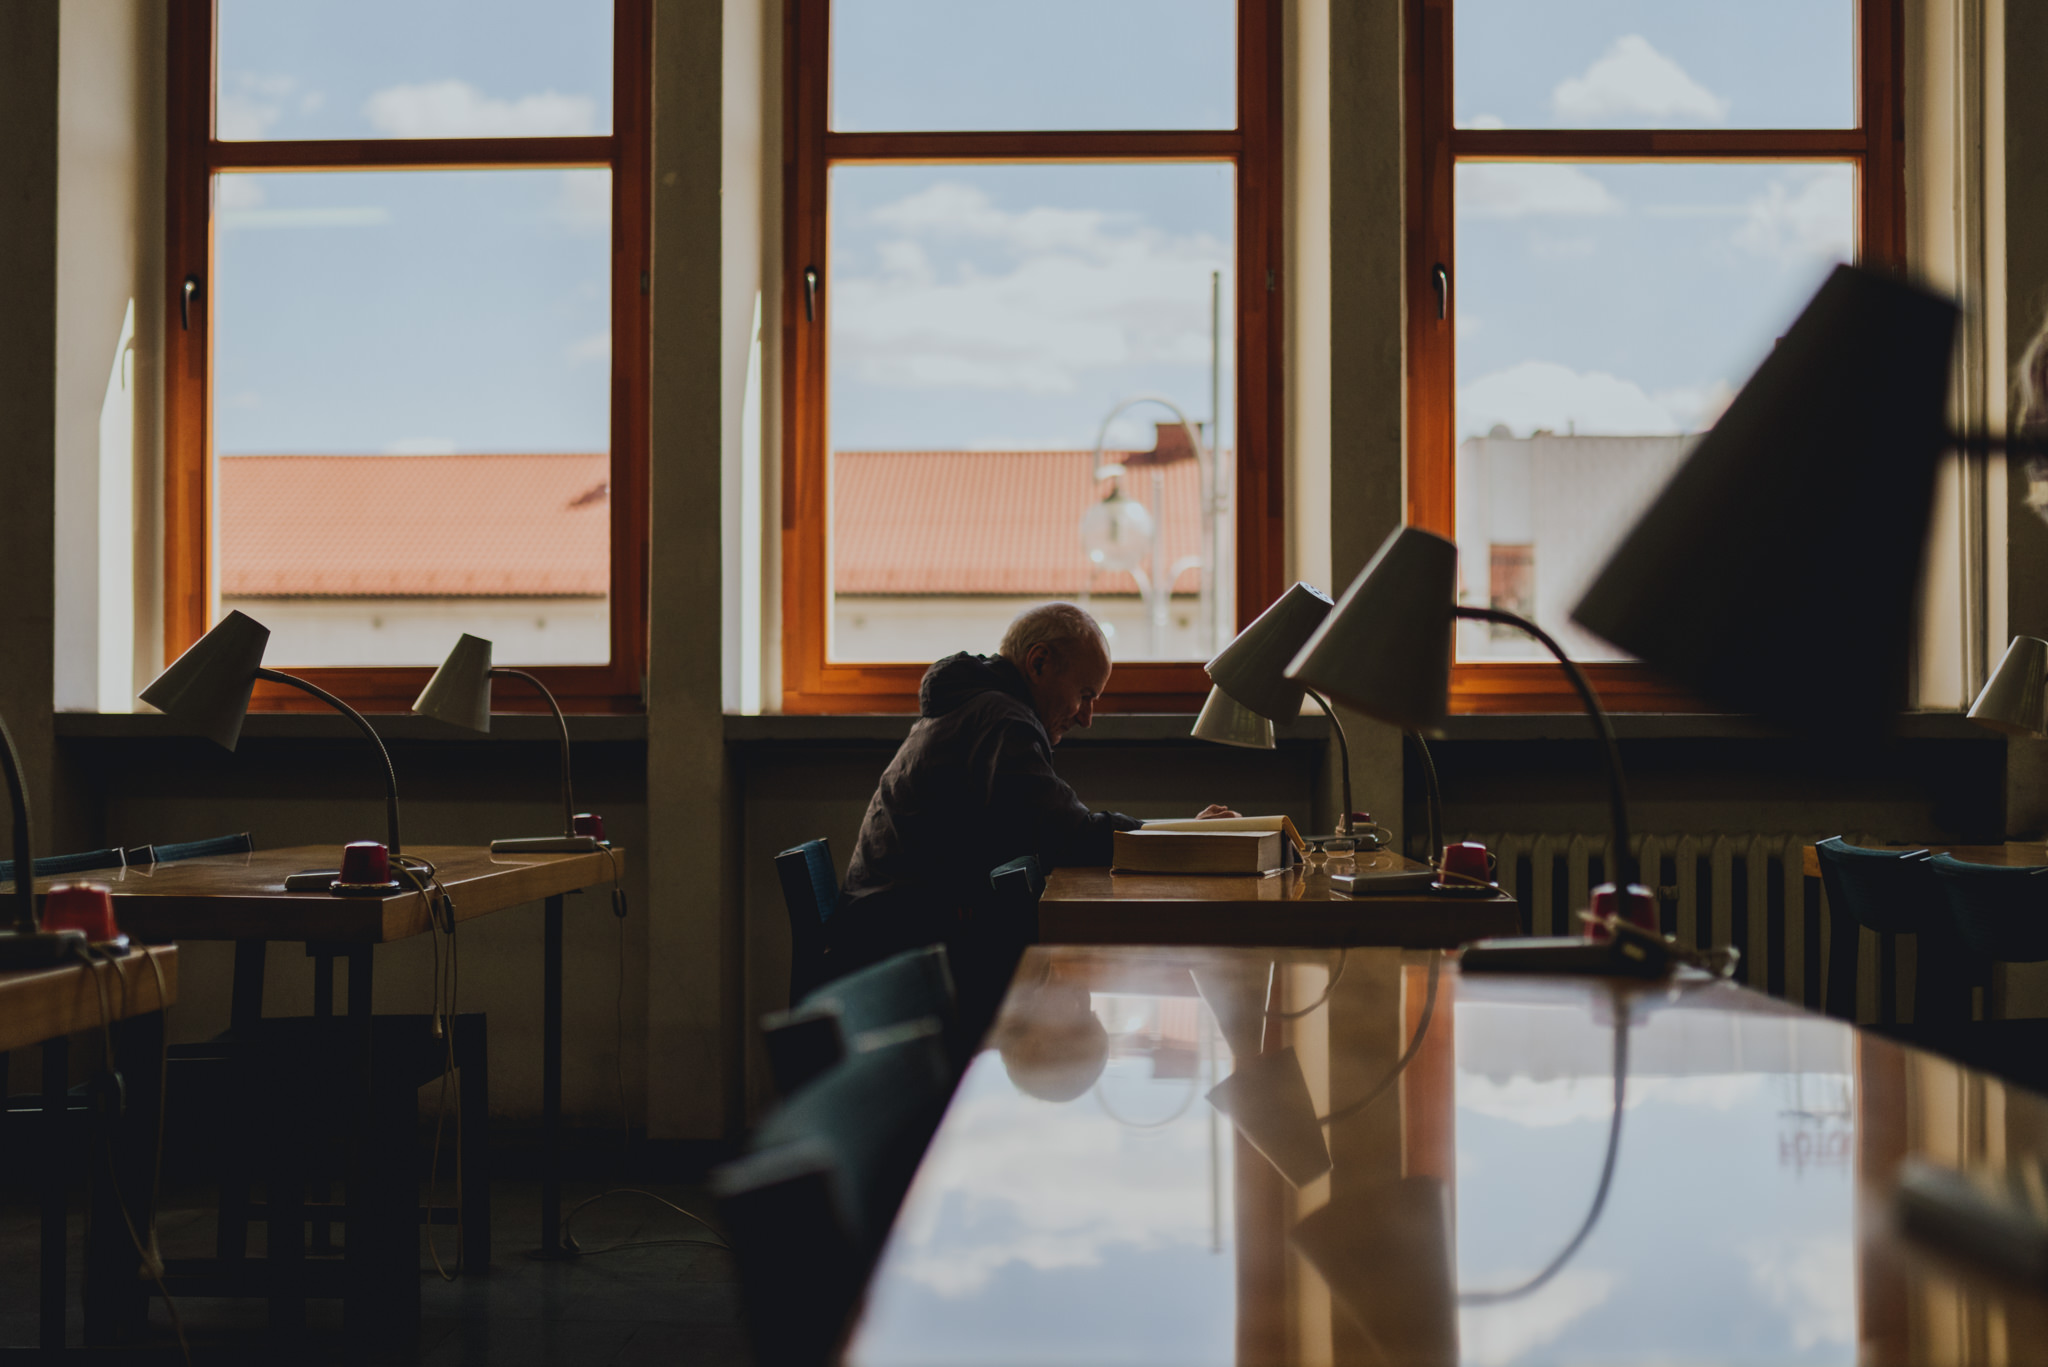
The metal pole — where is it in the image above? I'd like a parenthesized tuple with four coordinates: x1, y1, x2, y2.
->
(1210, 269, 1223, 653)
(537, 895, 566, 1256)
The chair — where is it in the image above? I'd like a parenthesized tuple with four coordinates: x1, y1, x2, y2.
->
(759, 944, 958, 1095)
(0, 847, 125, 883)
(716, 1017, 956, 1366)
(775, 838, 839, 1001)
(1929, 854, 2048, 964)
(1814, 837, 1976, 1025)
(126, 832, 253, 865)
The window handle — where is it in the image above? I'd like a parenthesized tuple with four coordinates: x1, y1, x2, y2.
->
(181, 274, 202, 331)
(803, 265, 819, 322)
(1431, 263, 1449, 321)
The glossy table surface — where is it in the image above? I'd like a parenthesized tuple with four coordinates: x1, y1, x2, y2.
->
(0, 945, 177, 1054)
(1040, 856, 1520, 947)
(32, 844, 625, 943)
(847, 944, 2048, 1367)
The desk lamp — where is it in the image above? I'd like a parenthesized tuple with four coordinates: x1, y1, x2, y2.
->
(1966, 636, 2048, 737)
(1196, 581, 1446, 862)
(1287, 526, 1652, 931)
(140, 610, 405, 893)
(413, 634, 605, 854)
(0, 713, 87, 968)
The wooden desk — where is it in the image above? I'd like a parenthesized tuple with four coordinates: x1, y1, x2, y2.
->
(1, 946, 177, 1351)
(1800, 840, 2048, 878)
(848, 944, 2048, 1367)
(38, 845, 624, 1334)
(1039, 854, 1520, 947)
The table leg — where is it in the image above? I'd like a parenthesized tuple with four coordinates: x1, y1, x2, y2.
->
(340, 945, 374, 1341)
(309, 946, 336, 1255)
(531, 894, 569, 1258)
(41, 1035, 69, 1351)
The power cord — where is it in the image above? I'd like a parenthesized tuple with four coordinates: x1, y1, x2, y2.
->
(560, 1188, 731, 1257)
(75, 940, 190, 1364)
(396, 854, 464, 1281)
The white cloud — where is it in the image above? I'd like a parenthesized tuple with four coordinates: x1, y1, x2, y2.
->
(1552, 35, 1729, 124)
(553, 170, 611, 235)
(362, 80, 598, 138)
(1460, 1068, 1767, 1127)
(566, 332, 610, 366)
(1734, 173, 1855, 265)
(219, 207, 392, 231)
(217, 178, 265, 212)
(385, 437, 457, 455)
(218, 72, 315, 140)
(832, 182, 1228, 396)
(1459, 164, 1621, 220)
(1741, 1234, 1854, 1349)
(1463, 113, 1507, 130)
(1460, 1268, 1615, 1367)
(1458, 360, 1696, 440)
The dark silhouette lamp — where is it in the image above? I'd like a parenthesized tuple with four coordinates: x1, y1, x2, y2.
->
(0, 714, 87, 967)
(141, 610, 404, 890)
(413, 634, 604, 854)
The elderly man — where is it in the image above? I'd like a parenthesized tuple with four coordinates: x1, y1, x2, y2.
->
(831, 602, 1233, 999)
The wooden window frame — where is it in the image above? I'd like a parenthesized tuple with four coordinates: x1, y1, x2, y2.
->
(778, 0, 1284, 714)
(1406, 0, 1905, 713)
(164, 0, 651, 714)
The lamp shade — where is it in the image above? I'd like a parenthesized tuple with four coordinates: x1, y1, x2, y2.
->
(1968, 636, 2048, 737)
(414, 633, 495, 733)
(1287, 527, 1458, 737)
(1191, 687, 1275, 749)
(1205, 1046, 1332, 1187)
(139, 610, 271, 751)
(1571, 265, 1959, 732)
(1206, 581, 1335, 720)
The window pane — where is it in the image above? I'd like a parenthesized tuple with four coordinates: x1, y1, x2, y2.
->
(216, 0, 611, 141)
(1452, 162, 1854, 662)
(1454, 0, 1854, 130)
(831, 0, 1235, 132)
(828, 164, 1234, 663)
(214, 170, 611, 667)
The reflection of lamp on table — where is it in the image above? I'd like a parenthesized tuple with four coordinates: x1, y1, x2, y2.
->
(412, 634, 607, 854)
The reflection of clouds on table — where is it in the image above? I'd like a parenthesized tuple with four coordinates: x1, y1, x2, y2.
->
(1460, 1269, 1616, 1367)
(891, 1048, 1224, 1299)
(1740, 1234, 1855, 1351)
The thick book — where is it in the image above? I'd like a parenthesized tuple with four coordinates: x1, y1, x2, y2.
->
(1112, 828, 1286, 875)
(1139, 814, 1306, 858)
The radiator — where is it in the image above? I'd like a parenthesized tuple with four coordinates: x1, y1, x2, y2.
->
(1444, 831, 1906, 1021)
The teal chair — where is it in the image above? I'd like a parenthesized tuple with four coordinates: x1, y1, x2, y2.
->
(775, 838, 839, 1000)
(1929, 854, 2048, 964)
(716, 1017, 956, 1366)
(1814, 837, 1977, 1024)
(760, 944, 958, 1094)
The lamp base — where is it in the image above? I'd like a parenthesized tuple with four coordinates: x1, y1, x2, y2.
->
(490, 836, 606, 854)
(1458, 931, 1671, 978)
(0, 928, 87, 970)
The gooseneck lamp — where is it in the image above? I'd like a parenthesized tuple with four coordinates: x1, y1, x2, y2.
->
(413, 634, 605, 854)
(141, 611, 404, 886)
(1196, 581, 1446, 857)
(1288, 527, 1642, 903)
(1967, 637, 2048, 737)
(0, 713, 86, 967)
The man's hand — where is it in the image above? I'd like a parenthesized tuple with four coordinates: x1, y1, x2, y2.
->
(1194, 805, 1240, 819)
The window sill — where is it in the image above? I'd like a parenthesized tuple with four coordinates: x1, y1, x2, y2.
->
(53, 712, 650, 743)
(722, 713, 1333, 748)
(1435, 712, 1996, 742)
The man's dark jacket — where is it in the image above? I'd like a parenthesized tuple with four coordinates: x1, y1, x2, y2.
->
(832, 652, 1140, 971)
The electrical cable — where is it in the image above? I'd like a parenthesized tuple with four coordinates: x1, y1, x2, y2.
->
(1268, 948, 1347, 1020)
(1458, 1005, 1630, 1306)
(75, 940, 189, 1364)
(559, 1188, 731, 1257)
(397, 855, 464, 1281)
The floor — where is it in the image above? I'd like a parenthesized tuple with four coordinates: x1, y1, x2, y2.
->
(0, 1175, 754, 1364)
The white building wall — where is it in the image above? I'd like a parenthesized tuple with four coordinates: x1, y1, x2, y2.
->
(833, 595, 1208, 665)
(223, 597, 609, 668)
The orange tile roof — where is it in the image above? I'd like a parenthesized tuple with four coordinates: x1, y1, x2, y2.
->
(219, 454, 609, 597)
(219, 449, 1207, 598)
(833, 449, 1203, 596)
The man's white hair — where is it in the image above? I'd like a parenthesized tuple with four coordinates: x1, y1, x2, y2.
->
(999, 602, 1110, 666)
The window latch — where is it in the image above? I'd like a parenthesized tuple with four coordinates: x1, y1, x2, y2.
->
(803, 265, 819, 322)
(181, 274, 202, 331)
(1431, 263, 1449, 321)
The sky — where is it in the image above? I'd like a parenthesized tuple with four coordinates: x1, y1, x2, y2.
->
(210, 0, 1861, 459)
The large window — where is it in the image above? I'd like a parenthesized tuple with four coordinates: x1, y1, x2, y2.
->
(782, 0, 1281, 713)
(1409, 0, 1902, 711)
(165, 0, 649, 712)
